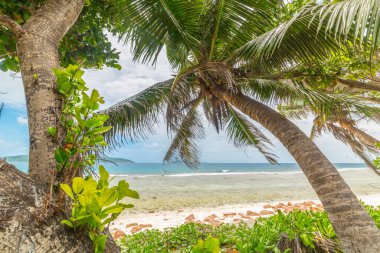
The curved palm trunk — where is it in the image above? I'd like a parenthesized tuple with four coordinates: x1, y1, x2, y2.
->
(16, 0, 85, 186)
(210, 86, 380, 253)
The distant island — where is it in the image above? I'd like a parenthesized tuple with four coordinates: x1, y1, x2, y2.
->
(103, 157, 135, 164)
(2, 155, 134, 164)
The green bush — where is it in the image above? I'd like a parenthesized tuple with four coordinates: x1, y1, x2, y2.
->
(54, 65, 139, 253)
(192, 236, 220, 253)
(61, 166, 139, 252)
(119, 205, 380, 253)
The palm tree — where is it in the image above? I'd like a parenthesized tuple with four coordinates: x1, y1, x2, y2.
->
(279, 102, 380, 174)
(103, 0, 380, 251)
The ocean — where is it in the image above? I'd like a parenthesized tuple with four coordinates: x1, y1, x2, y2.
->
(11, 162, 368, 177)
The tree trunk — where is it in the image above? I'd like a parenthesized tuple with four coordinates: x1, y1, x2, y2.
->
(0, 160, 120, 253)
(16, 0, 85, 186)
(0, 1, 121, 252)
(210, 86, 380, 253)
(336, 78, 380, 92)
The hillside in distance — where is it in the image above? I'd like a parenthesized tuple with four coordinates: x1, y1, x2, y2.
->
(2, 155, 134, 164)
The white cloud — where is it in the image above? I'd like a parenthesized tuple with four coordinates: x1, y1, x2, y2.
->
(143, 142, 160, 149)
(17, 116, 28, 125)
(0, 73, 26, 108)
(1, 35, 379, 163)
(83, 40, 174, 108)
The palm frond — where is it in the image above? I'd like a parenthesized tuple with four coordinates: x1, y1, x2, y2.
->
(320, 121, 380, 175)
(113, 0, 203, 64)
(166, 77, 200, 131)
(163, 101, 205, 168)
(225, 106, 277, 163)
(101, 79, 173, 145)
(240, 78, 378, 120)
(202, 96, 229, 133)
(229, 12, 341, 71)
(277, 103, 310, 120)
(307, 0, 380, 51)
(198, 0, 281, 61)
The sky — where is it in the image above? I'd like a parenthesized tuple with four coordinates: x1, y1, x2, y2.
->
(0, 38, 379, 163)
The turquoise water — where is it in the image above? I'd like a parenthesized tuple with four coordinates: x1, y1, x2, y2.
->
(11, 162, 367, 176)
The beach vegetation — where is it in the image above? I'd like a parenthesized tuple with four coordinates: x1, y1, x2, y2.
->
(0, 0, 123, 184)
(103, 0, 380, 250)
(119, 204, 380, 253)
(1, 0, 380, 252)
(60, 167, 138, 253)
(192, 236, 221, 253)
(53, 65, 139, 252)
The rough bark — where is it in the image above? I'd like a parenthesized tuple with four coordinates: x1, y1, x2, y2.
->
(337, 78, 380, 92)
(16, 0, 85, 186)
(0, 160, 120, 253)
(210, 86, 380, 253)
(1, 1, 122, 252)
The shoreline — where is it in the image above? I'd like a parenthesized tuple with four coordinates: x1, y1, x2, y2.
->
(110, 193, 380, 236)
(110, 169, 380, 212)
(109, 167, 370, 178)
(109, 169, 380, 237)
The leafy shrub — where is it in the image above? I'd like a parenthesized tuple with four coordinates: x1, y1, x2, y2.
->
(192, 236, 220, 253)
(61, 166, 139, 252)
(51, 64, 110, 178)
(54, 65, 139, 253)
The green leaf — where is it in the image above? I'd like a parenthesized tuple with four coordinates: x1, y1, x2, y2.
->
(72, 177, 86, 194)
(47, 126, 57, 137)
(57, 76, 73, 95)
(90, 126, 112, 135)
(54, 147, 68, 165)
(82, 136, 90, 146)
(73, 69, 85, 81)
(192, 237, 220, 253)
(204, 236, 220, 253)
(66, 64, 79, 75)
(60, 184, 74, 200)
(101, 189, 118, 206)
(61, 219, 74, 228)
(103, 203, 133, 215)
(4, 58, 19, 72)
(101, 216, 119, 226)
(119, 187, 139, 200)
(83, 177, 98, 193)
(117, 180, 140, 199)
(94, 234, 108, 253)
(85, 115, 109, 128)
(0, 60, 7, 72)
(91, 212, 102, 226)
(99, 165, 109, 182)
(91, 89, 100, 103)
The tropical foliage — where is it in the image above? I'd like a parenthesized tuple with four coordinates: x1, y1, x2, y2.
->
(61, 167, 139, 253)
(50, 65, 111, 186)
(53, 65, 139, 252)
(103, 0, 380, 170)
(0, 0, 121, 72)
(119, 204, 380, 253)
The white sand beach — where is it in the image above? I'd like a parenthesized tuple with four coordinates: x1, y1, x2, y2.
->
(109, 169, 380, 236)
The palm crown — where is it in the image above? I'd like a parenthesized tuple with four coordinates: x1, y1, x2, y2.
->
(104, 0, 380, 168)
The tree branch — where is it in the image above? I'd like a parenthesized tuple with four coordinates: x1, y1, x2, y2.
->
(0, 15, 26, 36)
(336, 78, 380, 92)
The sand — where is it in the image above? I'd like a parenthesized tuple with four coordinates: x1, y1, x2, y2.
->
(109, 169, 380, 235)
